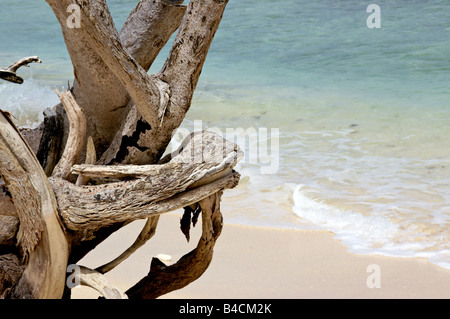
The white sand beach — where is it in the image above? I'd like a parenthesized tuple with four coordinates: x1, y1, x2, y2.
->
(72, 213, 450, 299)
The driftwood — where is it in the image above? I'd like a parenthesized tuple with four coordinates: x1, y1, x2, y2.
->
(0, 110, 68, 298)
(51, 88, 86, 181)
(68, 265, 128, 299)
(0, 0, 237, 299)
(0, 57, 42, 84)
(95, 216, 160, 274)
(0, 103, 240, 298)
(52, 131, 241, 232)
(126, 192, 224, 299)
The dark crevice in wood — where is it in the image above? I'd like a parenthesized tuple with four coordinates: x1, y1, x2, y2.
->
(110, 119, 151, 164)
(36, 108, 64, 176)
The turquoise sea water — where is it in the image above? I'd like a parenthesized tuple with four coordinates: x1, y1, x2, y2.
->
(1, 1, 449, 269)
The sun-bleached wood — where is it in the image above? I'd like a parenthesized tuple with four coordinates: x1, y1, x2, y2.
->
(44, 0, 186, 155)
(1, 0, 235, 299)
(0, 111, 68, 299)
(0, 56, 42, 84)
(95, 216, 160, 274)
(126, 192, 224, 299)
(76, 136, 96, 186)
(51, 88, 87, 181)
(53, 131, 241, 232)
(71, 265, 128, 299)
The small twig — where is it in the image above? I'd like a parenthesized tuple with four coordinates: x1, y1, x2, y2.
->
(71, 265, 128, 299)
(95, 216, 160, 274)
(0, 56, 42, 84)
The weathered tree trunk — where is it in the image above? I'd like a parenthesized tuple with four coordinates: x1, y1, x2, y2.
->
(44, 0, 186, 157)
(0, 111, 68, 298)
(0, 0, 239, 299)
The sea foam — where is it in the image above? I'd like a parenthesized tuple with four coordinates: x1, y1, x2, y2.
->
(0, 77, 59, 128)
(292, 184, 450, 269)
(292, 184, 398, 248)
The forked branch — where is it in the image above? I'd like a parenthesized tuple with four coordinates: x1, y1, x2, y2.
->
(51, 131, 241, 232)
(44, 0, 187, 157)
(126, 192, 223, 299)
(95, 216, 160, 274)
(69, 265, 128, 299)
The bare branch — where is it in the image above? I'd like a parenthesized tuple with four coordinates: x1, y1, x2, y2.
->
(6, 56, 42, 74)
(120, 0, 186, 70)
(52, 162, 239, 232)
(52, 88, 87, 180)
(71, 265, 128, 299)
(76, 136, 96, 186)
(161, 0, 229, 110)
(61, 0, 162, 128)
(53, 131, 241, 232)
(99, 0, 230, 165)
(0, 56, 42, 84)
(45, 0, 186, 156)
(95, 216, 160, 274)
(0, 113, 44, 258)
(2, 0, 237, 300)
(126, 192, 223, 299)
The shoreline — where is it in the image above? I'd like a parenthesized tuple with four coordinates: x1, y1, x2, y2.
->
(72, 213, 450, 299)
